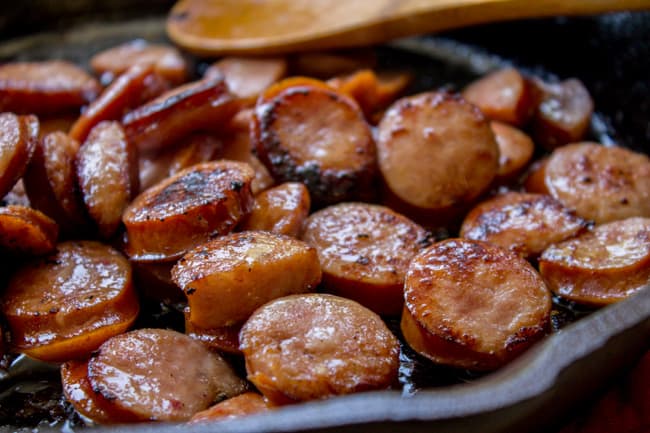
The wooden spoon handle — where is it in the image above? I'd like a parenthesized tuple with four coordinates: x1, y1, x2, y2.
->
(168, 0, 650, 56)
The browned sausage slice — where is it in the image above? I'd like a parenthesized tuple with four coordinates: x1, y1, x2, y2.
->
(190, 392, 271, 423)
(76, 121, 138, 239)
(460, 192, 588, 259)
(1, 241, 139, 362)
(532, 78, 593, 150)
(23, 131, 89, 235)
(240, 182, 310, 237)
(539, 217, 650, 305)
(0, 113, 38, 198)
(184, 307, 242, 354)
(543, 142, 650, 223)
(462, 67, 533, 126)
(87, 328, 247, 421)
(123, 77, 239, 153)
(301, 202, 429, 315)
(524, 157, 549, 195)
(377, 92, 498, 213)
(204, 57, 288, 102)
(491, 121, 534, 183)
(0, 61, 100, 114)
(172, 231, 321, 328)
(239, 294, 400, 404)
(252, 78, 376, 206)
(220, 128, 275, 194)
(123, 161, 255, 262)
(401, 239, 551, 370)
(0, 205, 58, 256)
(133, 262, 185, 303)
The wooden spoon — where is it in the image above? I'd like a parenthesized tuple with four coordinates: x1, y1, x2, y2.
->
(167, 0, 650, 56)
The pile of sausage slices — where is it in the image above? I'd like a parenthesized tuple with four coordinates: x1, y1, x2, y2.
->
(0, 39, 649, 425)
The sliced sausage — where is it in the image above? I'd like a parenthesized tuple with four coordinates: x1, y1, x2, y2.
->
(524, 157, 549, 194)
(0, 61, 100, 114)
(239, 294, 400, 404)
(87, 328, 247, 421)
(289, 50, 377, 78)
(1, 241, 139, 362)
(240, 182, 310, 237)
(204, 57, 287, 102)
(377, 92, 498, 214)
(543, 142, 650, 223)
(253, 77, 376, 206)
(532, 78, 594, 150)
(76, 121, 139, 239)
(39, 114, 77, 137)
(90, 40, 188, 85)
(491, 121, 534, 183)
(184, 307, 242, 354)
(401, 239, 551, 370)
(123, 161, 255, 262)
(0, 205, 58, 256)
(61, 359, 140, 424)
(460, 192, 588, 259)
(462, 67, 534, 127)
(190, 392, 271, 423)
(172, 231, 321, 328)
(123, 77, 239, 153)
(133, 261, 184, 303)
(220, 128, 275, 194)
(1, 179, 30, 207)
(539, 217, 650, 306)
(23, 131, 89, 235)
(0, 113, 37, 198)
(301, 202, 430, 315)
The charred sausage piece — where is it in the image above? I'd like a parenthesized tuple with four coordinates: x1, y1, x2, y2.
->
(184, 307, 242, 354)
(190, 392, 271, 423)
(460, 192, 588, 260)
(90, 40, 188, 85)
(240, 182, 310, 237)
(377, 92, 498, 214)
(532, 78, 594, 150)
(539, 217, 650, 306)
(0, 113, 37, 198)
(123, 161, 255, 262)
(123, 77, 239, 153)
(76, 121, 139, 239)
(61, 359, 140, 424)
(252, 78, 376, 206)
(70, 64, 167, 143)
(204, 57, 288, 103)
(87, 328, 247, 421)
(401, 239, 551, 370)
(0, 205, 58, 256)
(543, 143, 650, 223)
(491, 121, 534, 183)
(462, 67, 534, 127)
(23, 131, 89, 234)
(172, 231, 321, 328)
(301, 202, 429, 315)
(0, 61, 100, 114)
(240, 294, 400, 404)
(1, 241, 139, 362)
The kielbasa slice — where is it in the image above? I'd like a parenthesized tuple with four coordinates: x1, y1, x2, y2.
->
(491, 121, 534, 183)
(239, 294, 400, 404)
(0, 205, 58, 256)
(220, 127, 275, 194)
(377, 92, 498, 213)
(460, 192, 588, 260)
(123, 161, 255, 262)
(539, 217, 650, 306)
(184, 307, 242, 354)
(1, 241, 139, 362)
(76, 121, 139, 239)
(462, 67, 534, 126)
(87, 328, 247, 421)
(133, 261, 184, 303)
(301, 202, 429, 315)
(543, 142, 650, 223)
(401, 239, 551, 370)
(0, 61, 100, 114)
(252, 78, 376, 206)
(240, 182, 310, 237)
(172, 231, 321, 328)
(190, 392, 271, 423)
(23, 131, 89, 234)
(123, 77, 239, 153)
(0, 113, 37, 198)
(204, 57, 288, 102)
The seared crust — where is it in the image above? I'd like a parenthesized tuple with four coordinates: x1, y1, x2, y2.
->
(539, 217, 650, 305)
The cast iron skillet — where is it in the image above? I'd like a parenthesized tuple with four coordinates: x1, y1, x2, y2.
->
(0, 3, 649, 432)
